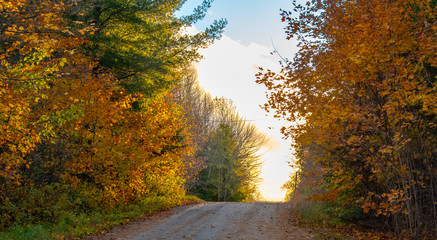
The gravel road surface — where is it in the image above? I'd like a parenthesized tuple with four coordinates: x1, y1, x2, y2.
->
(95, 202, 315, 240)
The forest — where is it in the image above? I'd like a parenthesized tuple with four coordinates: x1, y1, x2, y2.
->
(0, 0, 266, 238)
(258, 0, 436, 238)
(1, 0, 436, 239)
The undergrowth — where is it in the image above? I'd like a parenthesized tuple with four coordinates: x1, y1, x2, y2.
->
(0, 195, 201, 240)
(289, 193, 401, 240)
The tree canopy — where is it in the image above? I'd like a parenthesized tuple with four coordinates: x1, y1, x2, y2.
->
(0, 0, 226, 232)
(175, 72, 267, 202)
(258, 0, 436, 237)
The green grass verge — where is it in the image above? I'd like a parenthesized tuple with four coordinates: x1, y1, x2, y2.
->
(296, 200, 344, 227)
(0, 195, 202, 240)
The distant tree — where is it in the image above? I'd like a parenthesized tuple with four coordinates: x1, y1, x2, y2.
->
(173, 72, 267, 201)
(212, 98, 266, 201)
(185, 95, 267, 202)
(172, 69, 215, 187)
(195, 123, 240, 201)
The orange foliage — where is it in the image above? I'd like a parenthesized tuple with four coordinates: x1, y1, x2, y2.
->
(258, 0, 436, 237)
(0, 0, 197, 228)
(0, 0, 87, 197)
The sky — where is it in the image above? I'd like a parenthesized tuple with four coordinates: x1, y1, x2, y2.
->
(178, 0, 300, 201)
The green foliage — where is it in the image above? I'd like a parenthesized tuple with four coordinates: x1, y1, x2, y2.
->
(0, 195, 201, 240)
(0, 224, 51, 240)
(291, 186, 366, 228)
(189, 99, 266, 202)
(0, 0, 224, 236)
(174, 75, 266, 202)
(193, 123, 246, 202)
(77, 0, 227, 98)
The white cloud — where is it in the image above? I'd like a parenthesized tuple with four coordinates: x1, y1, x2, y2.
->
(197, 35, 280, 120)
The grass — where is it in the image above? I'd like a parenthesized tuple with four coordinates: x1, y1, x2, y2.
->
(292, 195, 344, 227)
(0, 195, 202, 240)
(289, 193, 397, 240)
(291, 199, 359, 240)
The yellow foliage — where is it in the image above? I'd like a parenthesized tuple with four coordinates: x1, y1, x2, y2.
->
(258, 0, 437, 236)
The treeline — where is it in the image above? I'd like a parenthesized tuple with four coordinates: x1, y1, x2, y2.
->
(0, 0, 265, 236)
(175, 73, 267, 202)
(258, 0, 436, 238)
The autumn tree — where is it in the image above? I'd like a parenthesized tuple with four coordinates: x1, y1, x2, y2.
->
(172, 69, 216, 188)
(187, 97, 267, 202)
(173, 72, 267, 202)
(257, 0, 436, 237)
(0, 0, 225, 230)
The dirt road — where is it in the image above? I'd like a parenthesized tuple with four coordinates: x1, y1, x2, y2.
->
(96, 202, 315, 240)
